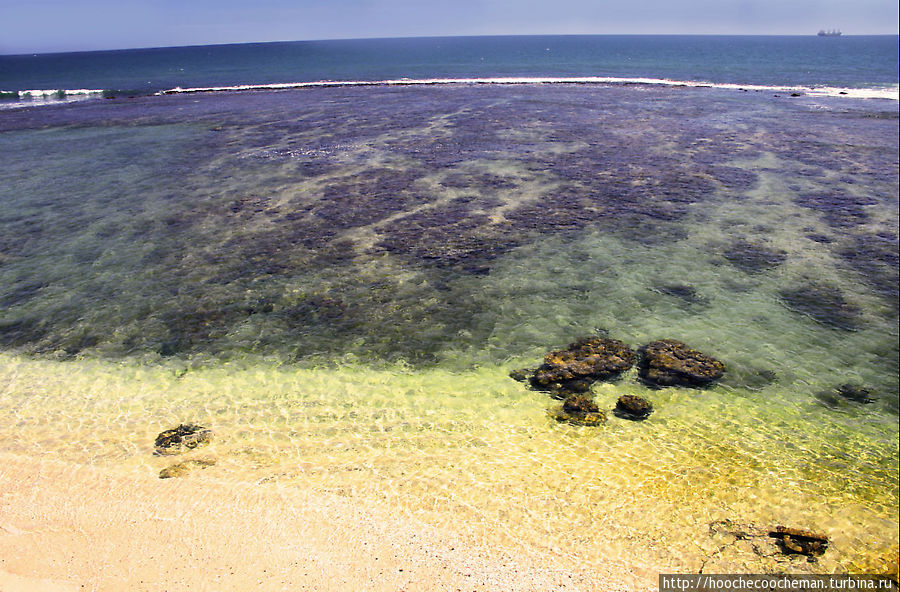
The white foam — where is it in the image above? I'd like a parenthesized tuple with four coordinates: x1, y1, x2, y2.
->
(158, 76, 900, 101)
(0, 89, 106, 110)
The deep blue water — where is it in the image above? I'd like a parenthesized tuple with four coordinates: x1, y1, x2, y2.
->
(2, 35, 898, 97)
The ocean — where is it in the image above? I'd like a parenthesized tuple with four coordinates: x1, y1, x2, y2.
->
(1, 35, 898, 586)
(2, 35, 899, 102)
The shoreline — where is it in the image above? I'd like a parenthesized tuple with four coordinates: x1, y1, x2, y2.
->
(0, 452, 641, 591)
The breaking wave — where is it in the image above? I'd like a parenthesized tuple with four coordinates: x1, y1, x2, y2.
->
(159, 76, 900, 101)
(2, 77, 896, 111)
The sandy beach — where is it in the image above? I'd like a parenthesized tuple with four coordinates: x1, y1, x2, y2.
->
(0, 453, 644, 591)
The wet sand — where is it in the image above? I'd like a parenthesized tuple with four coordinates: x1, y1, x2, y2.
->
(0, 453, 643, 591)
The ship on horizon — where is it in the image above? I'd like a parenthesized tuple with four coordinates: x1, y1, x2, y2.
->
(817, 29, 842, 37)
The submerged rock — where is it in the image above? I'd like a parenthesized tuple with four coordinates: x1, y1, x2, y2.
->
(159, 457, 217, 479)
(563, 394, 598, 414)
(814, 385, 876, 409)
(508, 367, 536, 383)
(154, 424, 213, 455)
(638, 339, 725, 388)
(551, 394, 607, 426)
(722, 366, 778, 391)
(614, 395, 653, 420)
(768, 526, 829, 557)
(837, 384, 875, 404)
(530, 337, 636, 397)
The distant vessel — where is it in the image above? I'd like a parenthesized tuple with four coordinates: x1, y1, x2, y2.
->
(817, 29, 842, 37)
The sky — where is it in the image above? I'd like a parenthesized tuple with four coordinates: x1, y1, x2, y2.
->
(1, 0, 898, 55)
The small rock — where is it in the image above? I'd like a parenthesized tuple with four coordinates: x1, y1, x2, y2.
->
(154, 423, 213, 455)
(508, 368, 535, 383)
(837, 384, 875, 404)
(768, 526, 829, 557)
(638, 339, 725, 387)
(614, 394, 653, 420)
(563, 394, 598, 414)
(551, 394, 607, 426)
(159, 457, 217, 479)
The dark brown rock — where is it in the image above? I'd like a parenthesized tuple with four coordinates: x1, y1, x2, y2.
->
(563, 394, 599, 414)
(768, 526, 829, 557)
(638, 339, 725, 387)
(530, 337, 636, 397)
(551, 394, 607, 426)
(614, 394, 653, 420)
(154, 423, 212, 455)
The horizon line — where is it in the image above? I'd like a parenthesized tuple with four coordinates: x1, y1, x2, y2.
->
(3, 32, 899, 58)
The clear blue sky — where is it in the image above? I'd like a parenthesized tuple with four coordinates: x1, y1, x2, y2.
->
(2, 0, 898, 54)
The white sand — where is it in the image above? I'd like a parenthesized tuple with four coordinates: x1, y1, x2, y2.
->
(0, 453, 646, 591)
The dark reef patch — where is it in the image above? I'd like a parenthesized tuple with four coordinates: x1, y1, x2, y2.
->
(806, 233, 833, 244)
(653, 284, 709, 306)
(0, 317, 48, 348)
(0, 281, 47, 308)
(156, 305, 253, 356)
(793, 193, 876, 228)
(840, 233, 900, 310)
(778, 282, 862, 331)
(723, 239, 787, 274)
(702, 165, 758, 190)
(312, 168, 429, 229)
(439, 172, 518, 190)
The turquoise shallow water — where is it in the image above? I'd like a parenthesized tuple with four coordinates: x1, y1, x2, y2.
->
(0, 84, 897, 581)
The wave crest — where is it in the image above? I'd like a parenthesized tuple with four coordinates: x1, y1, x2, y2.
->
(159, 77, 900, 101)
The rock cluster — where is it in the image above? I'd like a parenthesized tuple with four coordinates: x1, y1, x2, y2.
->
(519, 335, 726, 427)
